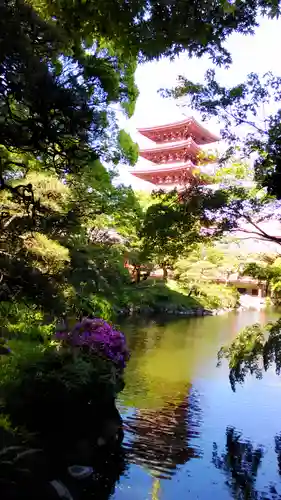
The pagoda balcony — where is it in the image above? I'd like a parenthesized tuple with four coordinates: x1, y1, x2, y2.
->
(139, 137, 213, 165)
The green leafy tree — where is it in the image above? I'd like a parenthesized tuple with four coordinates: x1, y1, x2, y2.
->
(29, 0, 280, 65)
(242, 256, 281, 301)
(139, 185, 232, 278)
(217, 319, 281, 391)
(0, 167, 144, 318)
(174, 245, 240, 291)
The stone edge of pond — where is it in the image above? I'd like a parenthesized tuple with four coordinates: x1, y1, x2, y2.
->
(116, 306, 235, 318)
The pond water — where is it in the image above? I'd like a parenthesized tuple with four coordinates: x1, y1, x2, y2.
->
(112, 310, 281, 500)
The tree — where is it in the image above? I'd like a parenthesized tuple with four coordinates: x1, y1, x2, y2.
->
(2, 0, 281, 320)
(164, 70, 281, 200)
(234, 253, 281, 302)
(139, 185, 232, 278)
(0, 164, 144, 317)
(0, 0, 144, 315)
(174, 244, 240, 291)
(163, 68, 281, 382)
(29, 0, 281, 65)
(217, 318, 281, 391)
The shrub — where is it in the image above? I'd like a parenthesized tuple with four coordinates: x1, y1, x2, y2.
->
(0, 347, 124, 442)
(0, 302, 55, 342)
(56, 317, 130, 371)
(0, 318, 129, 444)
(193, 282, 239, 309)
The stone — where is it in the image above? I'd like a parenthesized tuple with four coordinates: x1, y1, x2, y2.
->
(49, 480, 74, 500)
(67, 465, 93, 480)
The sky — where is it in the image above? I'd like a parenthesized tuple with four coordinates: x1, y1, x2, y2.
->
(117, 16, 281, 191)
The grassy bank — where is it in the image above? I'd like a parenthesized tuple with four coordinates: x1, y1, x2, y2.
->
(117, 279, 239, 315)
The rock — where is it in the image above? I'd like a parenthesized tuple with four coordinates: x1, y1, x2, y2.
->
(67, 465, 93, 480)
(204, 310, 213, 316)
(49, 480, 74, 500)
(97, 437, 106, 447)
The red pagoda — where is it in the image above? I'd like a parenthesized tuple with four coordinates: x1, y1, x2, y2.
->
(130, 117, 219, 189)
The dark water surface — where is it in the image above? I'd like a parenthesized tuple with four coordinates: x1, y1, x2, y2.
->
(112, 310, 281, 500)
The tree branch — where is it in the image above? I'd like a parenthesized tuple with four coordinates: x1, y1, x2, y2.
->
(225, 108, 266, 136)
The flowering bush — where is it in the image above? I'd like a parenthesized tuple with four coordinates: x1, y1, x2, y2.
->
(55, 318, 130, 370)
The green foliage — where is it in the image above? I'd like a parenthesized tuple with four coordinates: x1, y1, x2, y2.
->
(242, 255, 281, 302)
(218, 318, 281, 390)
(119, 281, 199, 312)
(28, 0, 280, 65)
(0, 302, 55, 342)
(214, 161, 254, 186)
(174, 279, 238, 310)
(173, 244, 240, 308)
(139, 186, 231, 267)
(0, 346, 123, 440)
(2, 0, 281, 358)
(0, 169, 142, 318)
(119, 279, 238, 313)
(175, 245, 240, 284)
(118, 130, 139, 166)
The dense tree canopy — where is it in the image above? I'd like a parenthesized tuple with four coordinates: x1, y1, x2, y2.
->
(139, 185, 233, 269)
(29, 0, 281, 64)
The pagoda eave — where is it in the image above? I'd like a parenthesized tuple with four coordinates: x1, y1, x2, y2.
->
(130, 161, 207, 186)
(139, 137, 204, 164)
(138, 117, 219, 145)
(130, 161, 194, 176)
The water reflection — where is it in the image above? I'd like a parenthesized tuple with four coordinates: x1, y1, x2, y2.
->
(213, 427, 264, 499)
(213, 427, 281, 500)
(118, 318, 206, 479)
(123, 389, 201, 479)
(115, 311, 281, 499)
(275, 435, 281, 477)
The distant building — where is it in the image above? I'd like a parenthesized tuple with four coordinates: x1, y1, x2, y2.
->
(216, 273, 267, 298)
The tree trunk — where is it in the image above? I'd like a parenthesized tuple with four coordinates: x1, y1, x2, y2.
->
(133, 266, 141, 284)
(162, 264, 168, 281)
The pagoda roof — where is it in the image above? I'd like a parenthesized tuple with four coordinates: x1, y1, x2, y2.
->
(139, 137, 202, 162)
(138, 117, 219, 145)
(130, 161, 195, 181)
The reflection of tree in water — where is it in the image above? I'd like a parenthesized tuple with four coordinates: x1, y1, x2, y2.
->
(275, 434, 281, 478)
(123, 388, 201, 479)
(213, 427, 281, 500)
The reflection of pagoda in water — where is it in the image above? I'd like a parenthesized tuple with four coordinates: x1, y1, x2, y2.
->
(123, 389, 201, 479)
(130, 117, 219, 190)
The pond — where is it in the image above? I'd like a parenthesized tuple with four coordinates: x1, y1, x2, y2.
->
(112, 310, 281, 500)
